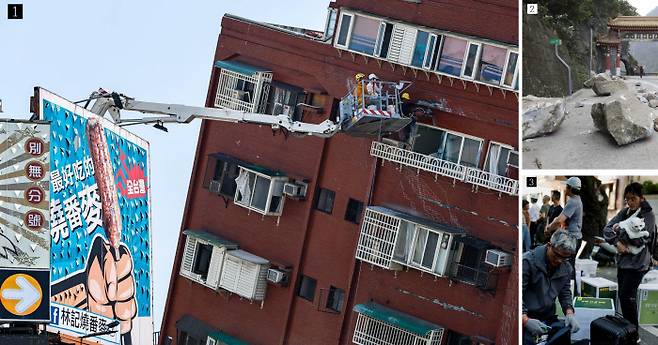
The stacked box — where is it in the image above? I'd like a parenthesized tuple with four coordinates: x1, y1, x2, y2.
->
(581, 277, 617, 300)
(638, 283, 658, 325)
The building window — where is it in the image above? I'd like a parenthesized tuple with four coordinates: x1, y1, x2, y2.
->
(412, 125, 483, 168)
(192, 243, 213, 280)
(323, 8, 338, 40)
(476, 44, 507, 85)
(503, 51, 519, 88)
(336, 13, 353, 47)
(326, 286, 345, 312)
(437, 36, 468, 76)
(348, 15, 381, 55)
(234, 166, 288, 216)
(410, 30, 430, 68)
(450, 239, 494, 289)
(314, 187, 336, 214)
(297, 275, 317, 302)
(265, 83, 305, 121)
(483, 142, 518, 177)
(375, 22, 394, 58)
(203, 155, 240, 197)
(462, 42, 481, 79)
(355, 206, 459, 277)
(344, 198, 364, 224)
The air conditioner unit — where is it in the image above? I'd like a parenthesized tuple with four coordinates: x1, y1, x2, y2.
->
(209, 180, 222, 194)
(267, 268, 288, 284)
(485, 249, 512, 267)
(283, 181, 307, 199)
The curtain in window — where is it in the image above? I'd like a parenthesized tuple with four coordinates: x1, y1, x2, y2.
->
(440, 133, 462, 163)
(348, 15, 380, 55)
(487, 144, 501, 175)
(437, 37, 467, 76)
(478, 44, 507, 85)
(235, 169, 251, 204)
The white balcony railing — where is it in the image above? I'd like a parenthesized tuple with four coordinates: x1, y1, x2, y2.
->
(353, 309, 443, 345)
(370, 141, 518, 195)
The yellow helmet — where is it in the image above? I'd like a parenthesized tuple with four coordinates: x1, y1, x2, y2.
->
(355, 73, 365, 81)
(401, 92, 410, 101)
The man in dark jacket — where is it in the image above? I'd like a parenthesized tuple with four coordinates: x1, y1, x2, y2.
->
(603, 182, 654, 330)
(523, 230, 580, 344)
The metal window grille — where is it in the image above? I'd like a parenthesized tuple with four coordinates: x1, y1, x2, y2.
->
(370, 141, 518, 195)
(353, 312, 443, 345)
(214, 68, 272, 112)
(355, 208, 402, 269)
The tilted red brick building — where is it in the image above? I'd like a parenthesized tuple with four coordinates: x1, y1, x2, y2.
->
(160, 1, 519, 344)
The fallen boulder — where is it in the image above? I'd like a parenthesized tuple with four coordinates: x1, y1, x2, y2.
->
(522, 96, 567, 139)
(646, 93, 657, 101)
(591, 92, 654, 145)
(650, 100, 658, 109)
(584, 73, 612, 88)
(592, 80, 628, 96)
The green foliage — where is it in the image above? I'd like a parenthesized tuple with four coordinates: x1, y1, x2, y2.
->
(643, 181, 658, 195)
(530, 0, 638, 26)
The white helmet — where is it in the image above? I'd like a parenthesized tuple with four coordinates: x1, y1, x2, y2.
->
(368, 73, 379, 80)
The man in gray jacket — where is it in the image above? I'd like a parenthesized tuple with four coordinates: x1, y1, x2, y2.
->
(523, 230, 580, 344)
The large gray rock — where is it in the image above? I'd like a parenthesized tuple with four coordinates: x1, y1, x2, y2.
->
(592, 80, 628, 96)
(522, 96, 567, 139)
(584, 73, 612, 88)
(591, 92, 654, 145)
(650, 100, 658, 109)
(646, 93, 657, 101)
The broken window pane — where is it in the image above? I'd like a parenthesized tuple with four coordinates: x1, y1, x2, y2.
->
(437, 36, 467, 76)
(477, 44, 507, 85)
(348, 15, 380, 55)
(337, 14, 352, 46)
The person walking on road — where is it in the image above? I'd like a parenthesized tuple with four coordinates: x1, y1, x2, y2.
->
(529, 197, 541, 248)
(639, 65, 645, 79)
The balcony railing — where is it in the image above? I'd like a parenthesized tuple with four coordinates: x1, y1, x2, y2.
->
(370, 141, 518, 195)
(353, 305, 443, 345)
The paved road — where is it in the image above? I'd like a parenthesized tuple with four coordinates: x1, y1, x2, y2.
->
(523, 76, 658, 169)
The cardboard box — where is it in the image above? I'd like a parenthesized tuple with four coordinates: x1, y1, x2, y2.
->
(638, 283, 658, 325)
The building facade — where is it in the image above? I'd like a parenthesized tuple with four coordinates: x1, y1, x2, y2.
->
(160, 1, 519, 344)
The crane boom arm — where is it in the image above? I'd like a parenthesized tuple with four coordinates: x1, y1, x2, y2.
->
(88, 90, 339, 137)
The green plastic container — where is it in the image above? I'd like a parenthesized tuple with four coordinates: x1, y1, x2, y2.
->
(638, 283, 658, 325)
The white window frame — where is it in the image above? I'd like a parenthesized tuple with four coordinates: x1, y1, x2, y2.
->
(334, 12, 354, 48)
(323, 8, 338, 40)
(484, 141, 517, 175)
(416, 124, 484, 168)
(407, 226, 454, 276)
(474, 42, 510, 86)
(501, 50, 519, 88)
(345, 12, 383, 56)
(460, 41, 481, 79)
(234, 166, 288, 216)
(421, 33, 439, 70)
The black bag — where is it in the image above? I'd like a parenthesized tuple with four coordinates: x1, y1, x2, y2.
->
(545, 322, 570, 345)
(590, 315, 638, 345)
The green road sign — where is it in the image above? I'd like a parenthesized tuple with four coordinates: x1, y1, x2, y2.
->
(549, 38, 562, 45)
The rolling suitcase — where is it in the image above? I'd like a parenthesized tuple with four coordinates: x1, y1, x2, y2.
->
(590, 315, 638, 344)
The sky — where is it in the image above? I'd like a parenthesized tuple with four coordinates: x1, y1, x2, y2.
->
(1, 0, 329, 330)
(628, 0, 657, 15)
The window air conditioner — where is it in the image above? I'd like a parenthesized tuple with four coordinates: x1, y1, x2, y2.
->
(267, 268, 288, 284)
(283, 181, 307, 199)
(209, 180, 222, 194)
(485, 249, 512, 267)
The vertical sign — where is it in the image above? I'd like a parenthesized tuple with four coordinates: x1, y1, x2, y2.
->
(37, 88, 153, 345)
(0, 120, 51, 322)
